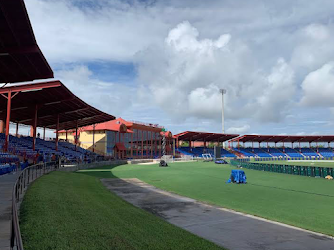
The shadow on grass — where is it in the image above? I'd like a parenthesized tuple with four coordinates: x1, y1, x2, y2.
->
(76, 163, 126, 178)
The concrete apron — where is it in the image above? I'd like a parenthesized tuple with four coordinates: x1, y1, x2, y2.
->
(0, 172, 20, 250)
(101, 178, 334, 250)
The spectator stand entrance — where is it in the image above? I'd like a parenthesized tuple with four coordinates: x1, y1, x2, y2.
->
(174, 131, 239, 158)
(0, 81, 115, 167)
(229, 135, 334, 159)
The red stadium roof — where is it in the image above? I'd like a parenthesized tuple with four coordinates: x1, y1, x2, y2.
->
(59, 117, 161, 133)
(75, 119, 133, 133)
(0, 0, 53, 83)
(174, 131, 239, 142)
(229, 135, 334, 143)
(0, 81, 115, 130)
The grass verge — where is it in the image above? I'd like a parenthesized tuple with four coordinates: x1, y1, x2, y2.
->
(20, 171, 225, 250)
(80, 161, 334, 236)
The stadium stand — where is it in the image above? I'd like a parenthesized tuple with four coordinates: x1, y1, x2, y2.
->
(0, 81, 116, 176)
(268, 148, 286, 157)
(281, 148, 303, 158)
(229, 135, 334, 159)
(177, 147, 236, 158)
(0, 132, 99, 176)
(318, 148, 334, 157)
(233, 148, 255, 157)
(252, 148, 272, 157)
(296, 148, 319, 157)
(175, 131, 239, 158)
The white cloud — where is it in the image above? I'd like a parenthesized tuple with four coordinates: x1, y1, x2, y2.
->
(226, 125, 250, 134)
(25, 0, 169, 63)
(23, 0, 334, 135)
(290, 24, 334, 71)
(136, 22, 296, 123)
(300, 62, 334, 106)
(55, 65, 136, 116)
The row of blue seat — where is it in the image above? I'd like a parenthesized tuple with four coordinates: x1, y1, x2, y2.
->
(233, 147, 334, 158)
(177, 147, 236, 157)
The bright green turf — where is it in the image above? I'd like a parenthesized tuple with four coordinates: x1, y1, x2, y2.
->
(20, 171, 225, 250)
(79, 162, 334, 236)
(259, 160, 334, 168)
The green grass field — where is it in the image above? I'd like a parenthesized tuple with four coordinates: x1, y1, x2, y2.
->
(258, 159, 334, 168)
(20, 171, 225, 250)
(79, 161, 334, 236)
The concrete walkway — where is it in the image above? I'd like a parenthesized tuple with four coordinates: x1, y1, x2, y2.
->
(101, 178, 334, 250)
(0, 172, 20, 250)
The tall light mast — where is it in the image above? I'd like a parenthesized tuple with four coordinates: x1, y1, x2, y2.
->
(220, 89, 226, 148)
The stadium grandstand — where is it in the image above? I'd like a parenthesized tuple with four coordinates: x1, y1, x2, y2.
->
(229, 135, 334, 158)
(175, 131, 239, 158)
(0, 0, 117, 177)
(2, 1, 334, 250)
(0, 81, 116, 176)
(57, 118, 174, 159)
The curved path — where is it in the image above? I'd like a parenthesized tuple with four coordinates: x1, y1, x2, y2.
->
(102, 178, 334, 250)
(0, 172, 19, 250)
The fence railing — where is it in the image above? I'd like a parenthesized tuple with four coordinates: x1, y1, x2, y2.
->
(10, 161, 58, 250)
(230, 160, 334, 178)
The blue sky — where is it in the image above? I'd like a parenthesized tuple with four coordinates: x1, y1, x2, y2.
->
(21, 0, 334, 136)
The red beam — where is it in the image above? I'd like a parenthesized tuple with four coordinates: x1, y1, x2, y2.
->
(75, 120, 78, 151)
(0, 120, 4, 133)
(141, 130, 144, 158)
(4, 91, 12, 152)
(131, 132, 133, 158)
(0, 45, 39, 55)
(32, 105, 38, 151)
(0, 81, 61, 95)
(151, 131, 153, 158)
(92, 124, 95, 153)
(55, 115, 59, 151)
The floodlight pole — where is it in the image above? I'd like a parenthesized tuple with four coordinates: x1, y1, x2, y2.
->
(220, 89, 227, 148)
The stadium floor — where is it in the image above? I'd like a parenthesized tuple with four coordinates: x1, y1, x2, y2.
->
(102, 177, 334, 250)
(80, 161, 334, 236)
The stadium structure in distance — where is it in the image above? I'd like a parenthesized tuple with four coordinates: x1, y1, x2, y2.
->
(1, 1, 334, 250)
(57, 118, 174, 159)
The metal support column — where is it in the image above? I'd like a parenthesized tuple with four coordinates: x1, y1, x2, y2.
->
(92, 124, 95, 153)
(0, 120, 4, 133)
(32, 105, 38, 151)
(150, 131, 153, 158)
(141, 130, 144, 159)
(55, 114, 59, 151)
(75, 120, 78, 151)
(131, 132, 133, 158)
(15, 122, 19, 137)
(4, 91, 12, 152)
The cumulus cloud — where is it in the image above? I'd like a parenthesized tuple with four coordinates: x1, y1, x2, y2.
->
(291, 24, 334, 72)
(24, 0, 334, 135)
(25, 0, 169, 63)
(226, 125, 250, 134)
(55, 65, 136, 116)
(300, 62, 334, 106)
(136, 21, 296, 123)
